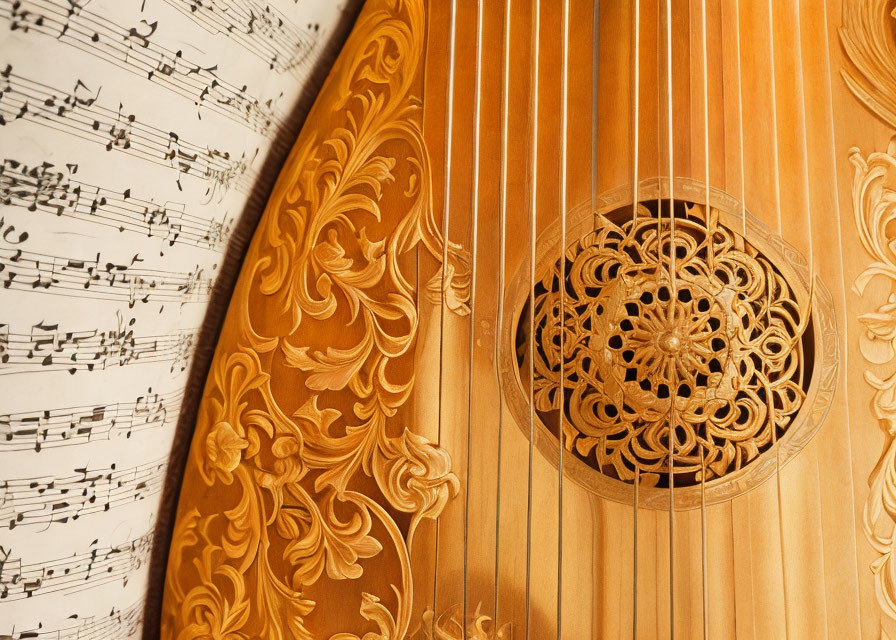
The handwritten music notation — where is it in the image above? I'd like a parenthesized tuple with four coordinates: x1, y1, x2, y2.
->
(164, 0, 323, 76)
(0, 531, 154, 601)
(1, 458, 167, 530)
(1, 388, 182, 453)
(1, 159, 234, 252)
(0, 317, 196, 375)
(0, 232, 216, 308)
(0, 66, 258, 199)
(0, 599, 143, 640)
(0, 0, 356, 634)
(0, 0, 285, 136)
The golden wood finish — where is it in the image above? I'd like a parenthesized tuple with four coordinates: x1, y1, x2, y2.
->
(515, 183, 837, 507)
(162, 1, 467, 637)
(162, 0, 896, 637)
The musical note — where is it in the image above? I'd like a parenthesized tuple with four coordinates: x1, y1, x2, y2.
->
(0, 458, 167, 530)
(0, 0, 284, 135)
(0, 387, 182, 452)
(0, 317, 198, 375)
(0, 531, 154, 602)
(0, 67, 257, 197)
(0, 229, 217, 304)
(0, 0, 357, 635)
(0, 159, 235, 251)
(0, 599, 144, 639)
(162, 0, 324, 77)
(0, 325, 8, 365)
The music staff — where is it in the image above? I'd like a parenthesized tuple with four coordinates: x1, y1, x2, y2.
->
(0, 599, 143, 640)
(0, 387, 182, 452)
(0, 232, 216, 307)
(0, 66, 258, 199)
(1, 458, 167, 531)
(0, 531, 154, 601)
(163, 0, 322, 76)
(0, 0, 285, 136)
(0, 159, 235, 252)
(0, 317, 196, 375)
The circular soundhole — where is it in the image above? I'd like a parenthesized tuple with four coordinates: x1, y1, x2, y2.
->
(514, 194, 821, 493)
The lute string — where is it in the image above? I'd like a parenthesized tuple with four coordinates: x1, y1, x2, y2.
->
(734, 0, 746, 241)
(433, 0, 459, 628)
(524, 0, 541, 636)
(664, 0, 676, 635)
(699, 0, 711, 637)
(462, 0, 485, 635)
(557, 0, 571, 637)
(731, 6, 749, 632)
(591, 2, 602, 632)
(492, 0, 512, 628)
(630, 0, 641, 637)
(764, 1, 792, 635)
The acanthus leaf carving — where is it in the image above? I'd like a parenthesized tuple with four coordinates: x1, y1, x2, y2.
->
(162, 0, 467, 637)
(853, 138, 896, 623)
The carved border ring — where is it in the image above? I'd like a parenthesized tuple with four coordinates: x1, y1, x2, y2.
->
(499, 177, 839, 509)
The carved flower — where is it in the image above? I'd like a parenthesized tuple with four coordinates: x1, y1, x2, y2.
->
(206, 421, 248, 480)
(859, 293, 896, 364)
(530, 205, 807, 485)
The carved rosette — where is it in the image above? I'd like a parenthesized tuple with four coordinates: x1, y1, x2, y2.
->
(161, 1, 467, 637)
(501, 178, 838, 510)
(853, 139, 896, 622)
(528, 203, 807, 488)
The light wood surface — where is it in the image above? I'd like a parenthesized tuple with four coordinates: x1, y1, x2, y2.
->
(160, 0, 896, 638)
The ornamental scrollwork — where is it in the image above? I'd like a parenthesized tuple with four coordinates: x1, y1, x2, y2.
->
(161, 0, 467, 637)
(852, 138, 896, 622)
(840, 0, 896, 129)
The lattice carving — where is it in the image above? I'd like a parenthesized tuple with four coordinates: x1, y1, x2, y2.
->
(520, 200, 811, 489)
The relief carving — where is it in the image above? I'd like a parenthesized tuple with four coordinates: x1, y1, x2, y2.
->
(161, 0, 467, 637)
(840, 0, 896, 128)
(853, 139, 896, 622)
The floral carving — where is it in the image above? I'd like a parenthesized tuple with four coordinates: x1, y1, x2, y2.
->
(162, 0, 465, 637)
(853, 139, 896, 622)
(526, 202, 809, 488)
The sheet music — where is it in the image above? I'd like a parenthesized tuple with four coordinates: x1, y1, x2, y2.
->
(0, 0, 355, 635)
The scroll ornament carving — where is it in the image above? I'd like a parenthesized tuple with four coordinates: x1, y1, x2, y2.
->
(411, 606, 510, 640)
(840, 0, 896, 129)
(853, 138, 896, 622)
(161, 1, 469, 638)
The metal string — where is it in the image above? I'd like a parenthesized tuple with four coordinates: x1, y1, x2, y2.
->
(699, 1, 711, 637)
(734, 0, 746, 239)
(557, 0, 570, 637)
(592, 0, 600, 213)
(492, 0, 512, 628)
(664, 0, 676, 636)
(433, 0, 459, 628)
(462, 1, 484, 636)
(630, 0, 641, 637)
(765, 2, 791, 636)
(591, 3, 601, 631)
(524, 0, 541, 637)
(732, 3, 752, 631)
